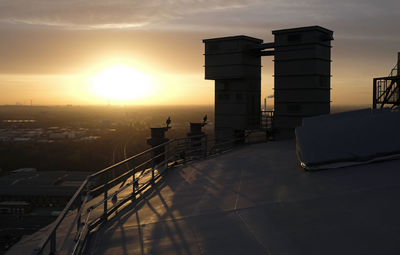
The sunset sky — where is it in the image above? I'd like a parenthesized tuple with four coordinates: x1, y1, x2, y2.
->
(0, 0, 399, 106)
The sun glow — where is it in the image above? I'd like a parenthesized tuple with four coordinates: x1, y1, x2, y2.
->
(90, 65, 154, 102)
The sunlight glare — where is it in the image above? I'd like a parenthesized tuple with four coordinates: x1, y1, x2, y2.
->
(91, 65, 154, 102)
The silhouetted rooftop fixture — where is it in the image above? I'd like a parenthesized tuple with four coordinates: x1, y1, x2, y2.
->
(373, 52, 400, 109)
(203, 35, 263, 141)
(187, 115, 208, 137)
(147, 117, 172, 164)
(203, 25, 333, 140)
(273, 26, 333, 139)
(186, 115, 208, 158)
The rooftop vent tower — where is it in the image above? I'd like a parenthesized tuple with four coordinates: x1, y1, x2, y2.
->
(272, 26, 334, 138)
(203, 26, 333, 141)
(203, 36, 263, 141)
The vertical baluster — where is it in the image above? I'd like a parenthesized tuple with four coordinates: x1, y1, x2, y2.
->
(165, 143, 169, 170)
(184, 139, 188, 164)
(76, 201, 82, 233)
(76, 188, 85, 234)
(151, 150, 155, 183)
(131, 158, 136, 202)
(204, 135, 208, 158)
(103, 171, 108, 221)
(50, 231, 56, 255)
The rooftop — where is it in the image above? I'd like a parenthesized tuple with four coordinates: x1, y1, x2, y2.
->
(0, 171, 92, 197)
(84, 140, 400, 255)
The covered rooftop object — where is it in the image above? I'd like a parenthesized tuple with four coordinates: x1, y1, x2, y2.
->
(296, 108, 400, 170)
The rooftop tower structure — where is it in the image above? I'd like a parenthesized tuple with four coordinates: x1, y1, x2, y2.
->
(203, 36, 263, 141)
(273, 26, 334, 138)
(203, 26, 333, 140)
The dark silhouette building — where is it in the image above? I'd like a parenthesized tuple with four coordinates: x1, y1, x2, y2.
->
(203, 26, 334, 140)
(203, 36, 262, 141)
(273, 26, 333, 138)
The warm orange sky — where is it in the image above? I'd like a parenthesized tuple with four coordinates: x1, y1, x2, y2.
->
(0, 0, 399, 106)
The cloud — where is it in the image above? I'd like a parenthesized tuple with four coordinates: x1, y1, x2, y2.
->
(1, 0, 398, 40)
(160, 0, 400, 38)
(0, 0, 261, 29)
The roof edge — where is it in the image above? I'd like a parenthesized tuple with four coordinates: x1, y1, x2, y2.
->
(203, 35, 263, 43)
(272, 26, 333, 35)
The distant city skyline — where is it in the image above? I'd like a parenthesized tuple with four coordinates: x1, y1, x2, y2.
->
(0, 0, 399, 106)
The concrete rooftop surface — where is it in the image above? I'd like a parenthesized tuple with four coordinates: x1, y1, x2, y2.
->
(87, 140, 400, 255)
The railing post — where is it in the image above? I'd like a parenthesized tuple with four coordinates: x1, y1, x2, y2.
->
(186, 138, 190, 163)
(165, 142, 169, 170)
(151, 150, 155, 183)
(204, 135, 208, 158)
(397, 52, 400, 76)
(50, 231, 56, 255)
(373, 78, 377, 109)
(76, 188, 86, 233)
(131, 158, 136, 202)
(103, 171, 108, 221)
(76, 205, 82, 233)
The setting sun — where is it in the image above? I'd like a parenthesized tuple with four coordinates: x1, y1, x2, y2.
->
(90, 65, 154, 102)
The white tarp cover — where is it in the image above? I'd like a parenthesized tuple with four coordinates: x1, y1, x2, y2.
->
(295, 108, 400, 170)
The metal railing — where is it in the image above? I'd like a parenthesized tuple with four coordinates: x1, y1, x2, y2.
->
(389, 62, 399, 77)
(373, 77, 400, 109)
(33, 132, 268, 255)
(373, 59, 400, 109)
(261, 110, 274, 139)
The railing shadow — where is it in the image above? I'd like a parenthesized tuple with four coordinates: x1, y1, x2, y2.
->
(86, 145, 270, 254)
(33, 132, 270, 255)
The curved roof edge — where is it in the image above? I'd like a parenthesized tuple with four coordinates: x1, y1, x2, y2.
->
(203, 35, 263, 43)
(272, 25, 333, 35)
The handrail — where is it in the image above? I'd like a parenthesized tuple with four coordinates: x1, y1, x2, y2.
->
(33, 132, 268, 255)
(374, 77, 400, 109)
(33, 178, 89, 255)
(389, 63, 399, 77)
(373, 57, 400, 109)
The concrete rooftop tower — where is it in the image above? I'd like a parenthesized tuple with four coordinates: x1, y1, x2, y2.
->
(203, 26, 333, 140)
(203, 36, 263, 141)
(273, 26, 334, 138)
